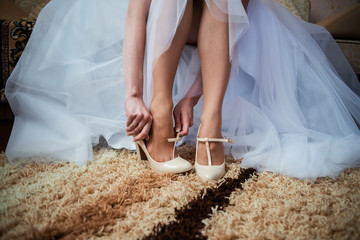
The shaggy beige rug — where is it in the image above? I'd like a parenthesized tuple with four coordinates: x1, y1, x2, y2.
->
(0, 145, 359, 239)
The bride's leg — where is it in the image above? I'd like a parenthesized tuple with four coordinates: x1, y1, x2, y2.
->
(148, 0, 193, 162)
(197, 1, 231, 165)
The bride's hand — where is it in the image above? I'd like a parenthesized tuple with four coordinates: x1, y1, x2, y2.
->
(173, 97, 197, 137)
(125, 97, 153, 141)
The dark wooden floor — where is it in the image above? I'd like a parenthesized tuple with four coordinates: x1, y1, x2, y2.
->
(0, 120, 13, 152)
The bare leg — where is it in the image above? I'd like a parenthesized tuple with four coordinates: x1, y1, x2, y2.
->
(197, 1, 231, 165)
(148, 0, 193, 162)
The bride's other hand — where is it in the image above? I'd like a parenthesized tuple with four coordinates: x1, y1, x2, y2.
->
(125, 97, 153, 141)
(173, 97, 197, 137)
(173, 72, 202, 137)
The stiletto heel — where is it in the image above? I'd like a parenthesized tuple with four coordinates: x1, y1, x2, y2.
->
(135, 142, 147, 161)
(135, 133, 193, 173)
(195, 127, 232, 181)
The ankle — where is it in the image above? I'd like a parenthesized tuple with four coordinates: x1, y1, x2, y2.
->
(200, 114, 222, 137)
(150, 98, 173, 119)
(201, 109, 221, 122)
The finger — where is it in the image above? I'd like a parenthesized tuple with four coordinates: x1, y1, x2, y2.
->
(189, 110, 194, 127)
(126, 114, 136, 127)
(179, 115, 190, 137)
(127, 126, 141, 137)
(133, 121, 152, 141)
(126, 114, 143, 132)
(127, 118, 148, 136)
(173, 110, 182, 133)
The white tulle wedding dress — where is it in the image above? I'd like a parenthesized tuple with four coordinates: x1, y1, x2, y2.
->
(5, 0, 360, 179)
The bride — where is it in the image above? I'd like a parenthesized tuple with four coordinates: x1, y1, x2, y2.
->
(5, 0, 360, 180)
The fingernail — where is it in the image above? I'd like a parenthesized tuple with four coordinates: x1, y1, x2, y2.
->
(176, 128, 180, 132)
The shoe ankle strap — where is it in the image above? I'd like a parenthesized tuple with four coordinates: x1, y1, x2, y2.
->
(196, 136, 232, 166)
(197, 137, 232, 143)
(167, 133, 181, 143)
(167, 132, 181, 159)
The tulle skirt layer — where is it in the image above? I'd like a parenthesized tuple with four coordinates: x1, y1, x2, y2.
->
(5, 0, 360, 179)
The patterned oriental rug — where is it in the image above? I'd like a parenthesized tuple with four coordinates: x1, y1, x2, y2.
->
(0, 145, 359, 239)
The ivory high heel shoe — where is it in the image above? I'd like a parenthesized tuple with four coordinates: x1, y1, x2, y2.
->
(135, 133, 193, 173)
(195, 130, 232, 181)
